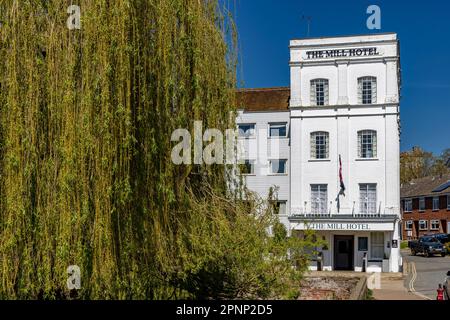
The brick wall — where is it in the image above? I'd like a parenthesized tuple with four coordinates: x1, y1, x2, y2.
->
(401, 194, 450, 239)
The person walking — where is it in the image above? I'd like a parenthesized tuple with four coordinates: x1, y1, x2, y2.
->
(437, 284, 445, 301)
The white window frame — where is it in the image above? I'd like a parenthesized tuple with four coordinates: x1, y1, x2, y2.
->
(370, 232, 384, 260)
(432, 196, 439, 211)
(358, 76, 377, 105)
(431, 220, 440, 231)
(447, 195, 450, 210)
(270, 159, 287, 175)
(358, 130, 377, 159)
(310, 131, 329, 160)
(404, 199, 412, 212)
(271, 201, 287, 215)
(268, 123, 288, 138)
(238, 124, 256, 139)
(311, 184, 328, 215)
(405, 221, 413, 231)
(240, 160, 255, 175)
(419, 197, 425, 212)
(310, 79, 329, 106)
(419, 220, 428, 231)
(359, 184, 377, 214)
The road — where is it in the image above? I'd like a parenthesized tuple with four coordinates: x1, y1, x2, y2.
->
(403, 250, 450, 300)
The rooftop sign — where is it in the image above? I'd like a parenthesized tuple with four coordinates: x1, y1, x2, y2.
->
(305, 47, 380, 59)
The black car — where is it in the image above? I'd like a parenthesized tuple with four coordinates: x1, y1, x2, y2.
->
(409, 236, 446, 257)
(434, 234, 450, 251)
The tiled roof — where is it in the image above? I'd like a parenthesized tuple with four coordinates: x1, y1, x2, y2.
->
(236, 87, 290, 112)
(401, 174, 450, 198)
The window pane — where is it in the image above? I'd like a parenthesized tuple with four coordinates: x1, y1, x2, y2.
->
(271, 160, 287, 174)
(270, 124, 287, 137)
(419, 198, 425, 211)
(241, 160, 254, 175)
(419, 220, 428, 230)
(358, 77, 377, 104)
(359, 184, 377, 214)
(311, 79, 329, 106)
(358, 237, 368, 251)
(358, 130, 377, 158)
(370, 232, 384, 260)
(238, 124, 255, 138)
(311, 132, 329, 159)
(433, 197, 439, 210)
(311, 184, 327, 214)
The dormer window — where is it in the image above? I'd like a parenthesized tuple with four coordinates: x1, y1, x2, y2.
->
(310, 79, 329, 106)
(358, 76, 377, 104)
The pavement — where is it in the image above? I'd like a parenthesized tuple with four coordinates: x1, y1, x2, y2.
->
(402, 249, 450, 300)
(372, 272, 424, 300)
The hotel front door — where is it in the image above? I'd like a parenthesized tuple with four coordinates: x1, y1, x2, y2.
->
(334, 235, 354, 271)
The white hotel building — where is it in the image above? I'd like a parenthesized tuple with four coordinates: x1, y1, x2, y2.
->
(236, 33, 402, 273)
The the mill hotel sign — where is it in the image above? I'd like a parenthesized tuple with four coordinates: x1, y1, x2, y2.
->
(305, 47, 380, 59)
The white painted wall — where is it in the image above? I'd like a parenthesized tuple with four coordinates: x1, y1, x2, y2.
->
(237, 33, 402, 272)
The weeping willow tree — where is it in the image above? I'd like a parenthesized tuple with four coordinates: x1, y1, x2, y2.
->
(0, 0, 321, 300)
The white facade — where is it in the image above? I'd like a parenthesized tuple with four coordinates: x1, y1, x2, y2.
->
(238, 33, 402, 273)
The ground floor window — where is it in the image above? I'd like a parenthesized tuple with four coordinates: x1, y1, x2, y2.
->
(447, 195, 450, 210)
(431, 220, 440, 230)
(419, 220, 428, 231)
(358, 237, 368, 251)
(370, 232, 384, 260)
(405, 220, 413, 230)
(271, 201, 287, 215)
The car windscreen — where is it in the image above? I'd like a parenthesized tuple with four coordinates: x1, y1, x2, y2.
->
(421, 237, 438, 242)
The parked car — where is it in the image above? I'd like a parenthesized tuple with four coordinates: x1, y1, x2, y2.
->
(433, 234, 450, 253)
(409, 236, 446, 257)
(444, 271, 450, 301)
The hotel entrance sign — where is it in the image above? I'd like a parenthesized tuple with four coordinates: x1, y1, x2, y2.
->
(305, 47, 380, 59)
(308, 222, 370, 231)
(291, 221, 395, 232)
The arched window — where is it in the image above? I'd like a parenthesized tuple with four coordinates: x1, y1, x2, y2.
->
(358, 76, 377, 104)
(310, 79, 329, 106)
(358, 130, 377, 158)
(311, 131, 329, 159)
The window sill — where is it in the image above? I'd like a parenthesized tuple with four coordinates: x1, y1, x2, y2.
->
(308, 159, 331, 162)
(355, 158, 379, 161)
(404, 211, 412, 214)
(238, 137, 256, 140)
(419, 210, 425, 213)
(268, 136, 289, 139)
(268, 174, 288, 177)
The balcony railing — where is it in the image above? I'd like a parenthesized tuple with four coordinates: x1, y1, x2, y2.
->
(290, 201, 399, 218)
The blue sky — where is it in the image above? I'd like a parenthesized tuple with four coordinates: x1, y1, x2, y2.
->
(230, 0, 450, 155)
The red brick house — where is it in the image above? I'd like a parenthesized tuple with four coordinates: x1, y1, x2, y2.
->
(401, 174, 450, 240)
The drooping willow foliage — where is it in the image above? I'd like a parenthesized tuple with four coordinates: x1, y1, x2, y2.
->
(0, 0, 320, 300)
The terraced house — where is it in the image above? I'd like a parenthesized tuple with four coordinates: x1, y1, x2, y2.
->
(401, 174, 450, 240)
(236, 33, 402, 273)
